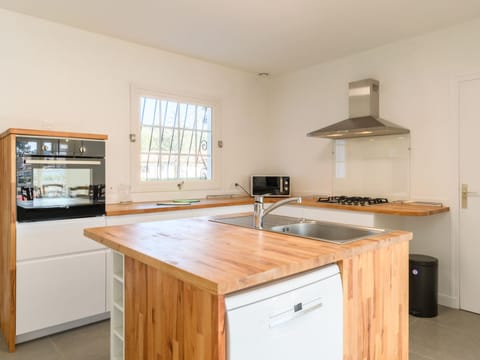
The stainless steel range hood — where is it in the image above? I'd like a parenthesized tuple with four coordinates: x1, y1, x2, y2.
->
(307, 79, 409, 139)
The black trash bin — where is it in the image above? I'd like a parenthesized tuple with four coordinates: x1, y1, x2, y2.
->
(409, 254, 438, 317)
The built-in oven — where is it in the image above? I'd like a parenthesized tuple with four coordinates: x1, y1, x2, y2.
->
(16, 136, 106, 222)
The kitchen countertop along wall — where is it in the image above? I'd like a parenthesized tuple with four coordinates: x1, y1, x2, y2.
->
(106, 196, 450, 216)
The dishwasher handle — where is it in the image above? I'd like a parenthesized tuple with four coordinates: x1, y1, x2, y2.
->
(269, 297, 323, 328)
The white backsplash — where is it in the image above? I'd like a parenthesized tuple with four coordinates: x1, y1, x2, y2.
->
(332, 134, 410, 200)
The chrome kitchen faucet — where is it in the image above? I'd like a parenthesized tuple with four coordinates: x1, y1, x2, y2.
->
(254, 195, 302, 229)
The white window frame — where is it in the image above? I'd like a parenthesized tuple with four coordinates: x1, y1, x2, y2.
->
(130, 86, 221, 192)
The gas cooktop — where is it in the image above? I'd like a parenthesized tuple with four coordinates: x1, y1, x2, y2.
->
(317, 196, 389, 207)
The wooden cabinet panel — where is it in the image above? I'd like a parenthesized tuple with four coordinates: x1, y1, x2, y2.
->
(0, 134, 16, 352)
(124, 256, 225, 360)
(340, 240, 409, 360)
(16, 251, 107, 336)
(121, 242, 408, 360)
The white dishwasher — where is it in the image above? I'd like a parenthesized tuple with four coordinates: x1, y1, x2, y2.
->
(225, 263, 343, 360)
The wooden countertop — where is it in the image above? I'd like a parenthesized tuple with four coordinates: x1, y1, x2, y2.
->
(301, 198, 449, 216)
(0, 128, 108, 140)
(84, 217, 412, 295)
(107, 196, 449, 217)
(106, 197, 253, 216)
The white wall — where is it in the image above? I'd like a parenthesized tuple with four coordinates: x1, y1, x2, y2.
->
(3, 7, 479, 307)
(268, 17, 480, 307)
(0, 9, 270, 202)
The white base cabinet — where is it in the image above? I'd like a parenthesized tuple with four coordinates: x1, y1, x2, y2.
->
(16, 217, 106, 261)
(15, 217, 109, 341)
(16, 250, 107, 335)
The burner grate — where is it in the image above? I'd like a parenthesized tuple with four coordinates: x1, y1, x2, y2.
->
(317, 196, 389, 206)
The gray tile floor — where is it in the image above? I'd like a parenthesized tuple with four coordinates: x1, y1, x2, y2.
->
(410, 306, 480, 360)
(0, 320, 109, 359)
(0, 306, 479, 359)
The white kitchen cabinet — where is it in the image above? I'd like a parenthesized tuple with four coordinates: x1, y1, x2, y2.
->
(16, 217, 106, 261)
(15, 216, 109, 343)
(16, 250, 107, 336)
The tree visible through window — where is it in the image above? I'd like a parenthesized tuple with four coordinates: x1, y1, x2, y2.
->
(139, 96, 213, 182)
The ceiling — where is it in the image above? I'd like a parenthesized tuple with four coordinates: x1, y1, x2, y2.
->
(2, 0, 480, 74)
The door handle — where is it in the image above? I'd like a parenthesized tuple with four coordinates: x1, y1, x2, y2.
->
(461, 184, 480, 208)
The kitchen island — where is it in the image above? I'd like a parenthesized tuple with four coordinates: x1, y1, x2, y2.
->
(84, 216, 412, 360)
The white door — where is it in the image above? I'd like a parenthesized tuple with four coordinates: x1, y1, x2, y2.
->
(459, 75, 480, 314)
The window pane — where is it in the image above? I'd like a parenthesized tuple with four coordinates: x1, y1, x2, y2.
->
(179, 130, 194, 154)
(160, 128, 180, 153)
(196, 106, 212, 130)
(141, 97, 160, 126)
(140, 126, 160, 152)
(198, 131, 211, 157)
(162, 101, 178, 128)
(138, 95, 213, 182)
(178, 103, 188, 128)
(183, 156, 196, 179)
(184, 105, 196, 129)
(196, 156, 211, 179)
(160, 155, 178, 180)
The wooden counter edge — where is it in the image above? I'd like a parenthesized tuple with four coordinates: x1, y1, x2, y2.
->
(106, 198, 254, 216)
(299, 200, 450, 216)
(84, 228, 221, 294)
(84, 223, 412, 296)
(0, 128, 108, 140)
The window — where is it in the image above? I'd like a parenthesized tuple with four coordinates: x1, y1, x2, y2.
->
(130, 88, 220, 191)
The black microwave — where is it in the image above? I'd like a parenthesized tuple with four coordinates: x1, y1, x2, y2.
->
(251, 175, 290, 197)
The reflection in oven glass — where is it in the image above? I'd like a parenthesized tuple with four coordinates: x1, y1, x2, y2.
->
(34, 168, 90, 199)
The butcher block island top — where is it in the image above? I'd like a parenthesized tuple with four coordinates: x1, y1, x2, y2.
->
(84, 217, 412, 359)
(84, 217, 411, 295)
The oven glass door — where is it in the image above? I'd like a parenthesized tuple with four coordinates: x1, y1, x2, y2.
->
(17, 158, 105, 222)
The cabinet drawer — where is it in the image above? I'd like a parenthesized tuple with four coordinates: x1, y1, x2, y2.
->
(16, 250, 107, 335)
(17, 217, 106, 261)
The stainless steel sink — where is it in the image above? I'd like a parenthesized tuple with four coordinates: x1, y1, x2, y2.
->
(211, 214, 300, 229)
(211, 214, 388, 244)
(269, 221, 386, 244)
